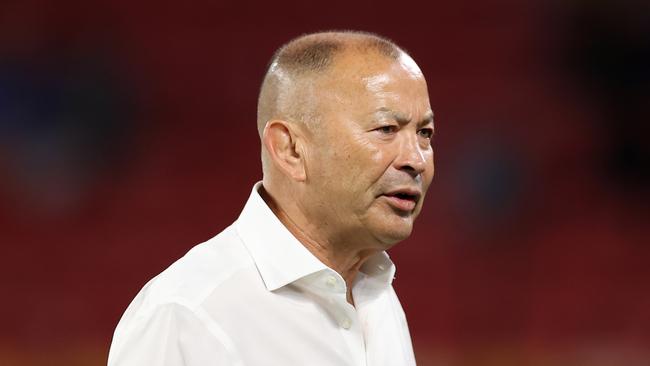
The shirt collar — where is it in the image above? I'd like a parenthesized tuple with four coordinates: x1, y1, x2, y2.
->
(358, 250, 396, 288)
(235, 182, 396, 292)
(235, 182, 327, 291)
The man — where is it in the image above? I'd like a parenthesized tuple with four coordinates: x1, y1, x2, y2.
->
(108, 30, 435, 366)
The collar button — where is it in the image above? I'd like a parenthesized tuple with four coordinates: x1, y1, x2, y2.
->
(325, 275, 337, 288)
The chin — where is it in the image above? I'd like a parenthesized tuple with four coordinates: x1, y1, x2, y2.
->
(372, 218, 414, 246)
(361, 203, 417, 245)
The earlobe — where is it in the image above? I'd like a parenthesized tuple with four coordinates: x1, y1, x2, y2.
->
(262, 120, 307, 181)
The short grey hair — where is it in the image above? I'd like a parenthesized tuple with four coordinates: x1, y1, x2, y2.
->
(256, 31, 406, 136)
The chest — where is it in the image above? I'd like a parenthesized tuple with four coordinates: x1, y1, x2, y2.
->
(201, 282, 415, 366)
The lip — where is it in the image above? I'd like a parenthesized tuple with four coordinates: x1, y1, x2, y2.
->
(381, 188, 422, 212)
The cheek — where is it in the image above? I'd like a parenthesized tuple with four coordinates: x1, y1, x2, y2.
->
(346, 135, 391, 182)
(422, 150, 435, 189)
(310, 138, 357, 188)
(319, 135, 388, 196)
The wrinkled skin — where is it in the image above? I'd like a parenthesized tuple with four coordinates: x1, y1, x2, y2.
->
(297, 51, 435, 250)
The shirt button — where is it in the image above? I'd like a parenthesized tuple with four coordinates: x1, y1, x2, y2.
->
(340, 317, 351, 329)
(325, 275, 337, 288)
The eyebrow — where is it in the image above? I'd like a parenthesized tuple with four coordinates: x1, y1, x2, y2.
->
(375, 107, 435, 128)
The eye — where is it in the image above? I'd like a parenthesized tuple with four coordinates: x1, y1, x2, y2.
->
(418, 128, 434, 139)
(376, 125, 398, 134)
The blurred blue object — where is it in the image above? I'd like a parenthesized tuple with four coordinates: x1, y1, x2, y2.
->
(0, 51, 134, 215)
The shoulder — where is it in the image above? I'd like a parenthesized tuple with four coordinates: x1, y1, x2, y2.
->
(109, 224, 258, 364)
(117, 224, 257, 326)
(108, 297, 241, 365)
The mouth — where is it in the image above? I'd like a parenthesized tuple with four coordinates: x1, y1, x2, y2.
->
(381, 188, 421, 212)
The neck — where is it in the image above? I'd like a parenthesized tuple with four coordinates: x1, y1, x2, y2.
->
(260, 185, 379, 305)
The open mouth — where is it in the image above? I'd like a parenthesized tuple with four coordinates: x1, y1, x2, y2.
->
(382, 190, 421, 212)
(392, 192, 418, 201)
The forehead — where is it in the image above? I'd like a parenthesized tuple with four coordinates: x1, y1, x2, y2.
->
(317, 52, 431, 116)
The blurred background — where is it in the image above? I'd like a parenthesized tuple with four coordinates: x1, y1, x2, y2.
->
(1, 0, 648, 365)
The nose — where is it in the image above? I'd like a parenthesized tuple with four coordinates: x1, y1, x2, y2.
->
(395, 133, 427, 177)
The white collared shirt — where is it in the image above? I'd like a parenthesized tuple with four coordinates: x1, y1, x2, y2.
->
(108, 183, 416, 366)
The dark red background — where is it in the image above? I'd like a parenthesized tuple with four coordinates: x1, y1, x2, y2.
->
(1, 0, 648, 364)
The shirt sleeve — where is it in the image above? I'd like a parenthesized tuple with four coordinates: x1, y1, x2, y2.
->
(108, 302, 240, 366)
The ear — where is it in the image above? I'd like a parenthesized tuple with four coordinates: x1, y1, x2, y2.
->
(262, 120, 307, 182)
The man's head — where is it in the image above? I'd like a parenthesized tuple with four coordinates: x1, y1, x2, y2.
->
(258, 31, 434, 250)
